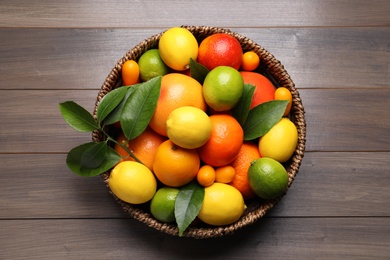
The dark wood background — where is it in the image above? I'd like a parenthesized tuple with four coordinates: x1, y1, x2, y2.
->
(1, 1, 389, 259)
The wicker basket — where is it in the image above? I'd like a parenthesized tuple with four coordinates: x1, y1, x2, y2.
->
(92, 25, 306, 239)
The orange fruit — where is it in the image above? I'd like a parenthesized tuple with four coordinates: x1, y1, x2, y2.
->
(274, 87, 293, 116)
(240, 71, 275, 109)
(198, 114, 244, 167)
(196, 165, 216, 187)
(215, 165, 236, 184)
(153, 140, 200, 187)
(122, 60, 140, 86)
(229, 141, 261, 199)
(241, 51, 260, 71)
(197, 33, 243, 70)
(149, 73, 207, 136)
(114, 127, 166, 171)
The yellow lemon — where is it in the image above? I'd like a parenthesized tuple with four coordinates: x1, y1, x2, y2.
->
(258, 118, 298, 163)
(108, 161, 157, 204)
(166, 106, 212, 149)
(158, 27, 198, 71)
(198, 183, 245, 226)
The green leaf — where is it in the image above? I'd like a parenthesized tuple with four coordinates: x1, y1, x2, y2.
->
(66, 142, 121, 177)
(103, 87, 136, 126)
(189, 58, 209, 84)
(80, 142, 107, 169)
(231, 83, 255, 126)
(121, 76, 161, 140)
(96, 87, 128, 123)
(243, 100, 289, 141)
(175, 182, 205, 237)
(59, 101, 98, 132)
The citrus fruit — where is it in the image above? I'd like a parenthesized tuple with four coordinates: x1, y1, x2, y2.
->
(138, 49, 170, 82)
(158, 27, 198, 71)
(203, 66, 244, 111)
(108, 161, 157, 204)
(241, 51, 260, 71)
(114, 127, 166, 171)
(196, 165, 216, 187)
(149, 73, 207, 136)
(166, 106, 212, 149)
(122, 60, 140, 86)
(258, 118, 298, 163)
(229, 141, 261, 199)
(197, 183, 245, 226)
(215, 165, 236, 184)
(153, 140, 200, 187)
(248, 157, 289, 200)
(274, 87, 293, 116)
(240, 71, 275, 109)
(197, 33, 243, 70)
(198, 114, 244, 167)
(150, 187, 180, 223)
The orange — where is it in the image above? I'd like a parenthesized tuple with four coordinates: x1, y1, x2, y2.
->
(198, 114, 244, 167)
(122, 60, 140, 86)
(196, 165, 216, 187)
(241, 51, 260, 71)
(229, 141, 261, 199)
(197, 33, 243, 70)
(215, 165, 236, 184)
(240, 71, 275, 109)
(274, 87, 293, 116)
(114, 127, 166, 171)
(149, 73, 207, 136)
(153, 140, 200, 187)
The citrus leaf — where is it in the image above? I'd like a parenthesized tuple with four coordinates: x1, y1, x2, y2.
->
(96, 87, 128, 124)
(59, 101, 98, 132)
(189, 58, 209, 84)
(103, 87, 136, 126)
(80, 141, 107, 169)
(121, 76, 161, 140)
(243, 100, 289, 141)
(175, 182, 204, 237)
(66, 142, 121, 177)
(231, 83, 255, 126)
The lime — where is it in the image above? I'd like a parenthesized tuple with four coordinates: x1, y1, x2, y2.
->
(108, 161, 157, 204)
(197, 183, 245, 226)
(150, 187, 180, 223)
(166, 106, 212, 149)
(248, 157, 289, 200)
(202, 66, 244, 111)
(138, 49, 170, 82)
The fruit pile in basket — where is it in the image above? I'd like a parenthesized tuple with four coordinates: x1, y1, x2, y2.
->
(59, 27, 299, 236)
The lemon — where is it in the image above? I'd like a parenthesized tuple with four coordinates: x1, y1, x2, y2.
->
(158, 27, 198, 71)
(150, 187, 180, 223)
(248, 157, 289, 200)
(203, 66, 244, 111)
(258, 118, 298, 163)
(166, 106, 212, 149)
(138, 49, 170, 82)
(197, 183, 245, 226)
(108, 161, 157, 204)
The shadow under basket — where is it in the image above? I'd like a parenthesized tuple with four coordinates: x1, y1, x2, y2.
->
(92, 25, 306, 239)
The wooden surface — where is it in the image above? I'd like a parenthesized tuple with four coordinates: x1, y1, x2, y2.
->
(1, 1, 389, 259)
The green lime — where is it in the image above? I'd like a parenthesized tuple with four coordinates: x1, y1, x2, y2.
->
(202, 66, 244, 111)
(150, 187, 180, 223)
(138, 49, 170, 82)
(248, 157, 289, 200)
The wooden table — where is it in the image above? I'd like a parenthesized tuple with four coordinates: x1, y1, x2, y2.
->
(1, 1, 389, 259)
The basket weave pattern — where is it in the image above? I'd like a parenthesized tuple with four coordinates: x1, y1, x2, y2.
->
(92, 26, 306, 239)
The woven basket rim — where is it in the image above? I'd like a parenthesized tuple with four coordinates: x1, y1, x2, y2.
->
(92, 25, 306, 239)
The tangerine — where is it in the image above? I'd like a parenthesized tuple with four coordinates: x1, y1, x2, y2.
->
(215, 165, 236, 184)
(241, 51, 260, 71)
(240, 71, 275, 109)
(121, 60, 140, 86)
(196, 165, 216, 187)
(274, 87, 293, 116)
(198, 114, 244, 167)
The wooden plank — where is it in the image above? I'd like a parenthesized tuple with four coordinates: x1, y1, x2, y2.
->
(1, 152, 389, 219)
(1, 28, 389, 90)
(1, 0, 389, 28)
(1, 88, 389, 153)
(1, 218, 389, 259)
